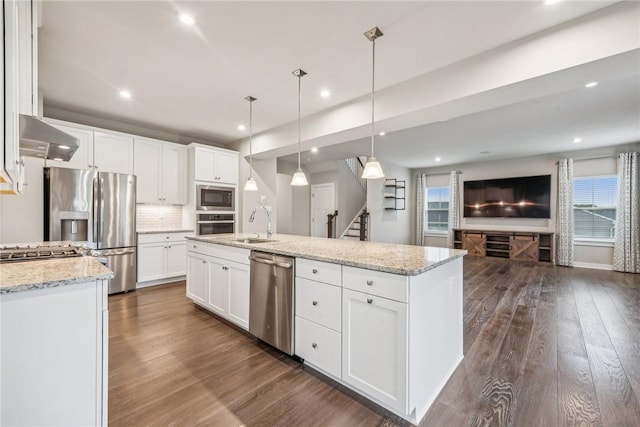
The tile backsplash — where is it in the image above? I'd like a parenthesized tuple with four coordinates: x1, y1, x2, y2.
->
(136, 204, 183, 229)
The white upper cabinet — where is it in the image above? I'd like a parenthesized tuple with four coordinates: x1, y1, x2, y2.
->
(191, 144, 238, 185)
(2, 0, 35, 192)
(93, 132, 134, 175)
(134, 137, 186, 204)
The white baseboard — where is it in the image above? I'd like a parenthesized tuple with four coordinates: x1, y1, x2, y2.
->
(136, 275, 186, 289)
(573, 262, 613, 271)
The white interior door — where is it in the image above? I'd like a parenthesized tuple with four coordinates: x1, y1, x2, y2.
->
(310, 183, 335, 238)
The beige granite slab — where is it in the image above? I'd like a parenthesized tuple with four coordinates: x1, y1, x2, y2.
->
(187, 234, 466, 276)
(0, 257, 114, 294)
(137, 228, 194, 234)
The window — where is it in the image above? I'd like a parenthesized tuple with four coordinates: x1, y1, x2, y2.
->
(573, 176, 617, 239)
(425, 187, 449, 232)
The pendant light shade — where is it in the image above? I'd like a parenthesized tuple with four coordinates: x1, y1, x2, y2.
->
(291, 69, 309, 187)
(362, 26, 384, 180)
(244, 95, 258, 192)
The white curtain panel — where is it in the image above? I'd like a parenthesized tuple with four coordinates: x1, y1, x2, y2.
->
(415, 174, 427, 246)
(556, 158, 574, 266)
(613, 152, 640, 273)
(447, 171, 460, 248)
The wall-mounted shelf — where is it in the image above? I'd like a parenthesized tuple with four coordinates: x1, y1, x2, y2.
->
(383, 179, 405, 210)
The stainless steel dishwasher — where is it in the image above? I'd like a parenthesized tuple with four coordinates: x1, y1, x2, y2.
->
(249, 251, 295, 355)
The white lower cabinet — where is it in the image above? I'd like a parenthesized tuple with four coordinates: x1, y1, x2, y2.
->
(342, 288, 408, 414)
(187, 253, 208, 306)
(187, 242, 250, 330)
(295, 316, 341, 378)
(1, 280, 108, 426)
(137, 233, 188, 286)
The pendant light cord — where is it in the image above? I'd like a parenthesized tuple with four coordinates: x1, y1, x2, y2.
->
(371, 38, 376, 158)
(298, 74, 302, 169)
(249, 99, 253, 176)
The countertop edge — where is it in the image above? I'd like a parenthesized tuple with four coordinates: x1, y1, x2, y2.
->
(186, 236, 466, 276)
(137, 229, 195, 235)
(0, 271, 115, 294)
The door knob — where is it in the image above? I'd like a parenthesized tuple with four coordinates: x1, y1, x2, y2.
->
(312, 269, 318, 274)
(312, 301, 318, 306)
(312, 343, 317, 349)
(367, 298, 373, 304)
(366, 280, 373, 286)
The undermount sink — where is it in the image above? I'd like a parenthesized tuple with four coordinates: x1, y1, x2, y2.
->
(233, 238, 277, 244)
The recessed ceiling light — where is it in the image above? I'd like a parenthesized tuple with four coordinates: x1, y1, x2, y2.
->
(585, 81, 598, 88)
(320, 89, 330, 98)
(59, 145, 70, 150)
(544, 0, 562, 5)
(573, 137, 582, 143)
(179, 13, 195, 26)
(53, 158, 63, 161)
(311, 147, 318, 153)
(435, 157, 441, 162)
(479, 151, 490, 154)
(379, 131, 385, 136)
(237, 124, 246, 131)
(119, 90, 132, 99)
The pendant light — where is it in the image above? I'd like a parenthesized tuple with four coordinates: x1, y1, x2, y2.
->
(290, 68, 309, 186)
(243, 95, 258, 191)
(361, 26, 385, 179)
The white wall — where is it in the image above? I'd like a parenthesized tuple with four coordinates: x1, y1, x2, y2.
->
(0, 157, 45, 244)
(368, 159, 412, 244)
(275, 173, 293, 234)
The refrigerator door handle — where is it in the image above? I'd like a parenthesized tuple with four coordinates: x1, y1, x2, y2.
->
(92, 248, 136, 257)
(93, 176, 100, 245)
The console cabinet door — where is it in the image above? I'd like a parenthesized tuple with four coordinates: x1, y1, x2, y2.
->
(342, 289, 407, 414)
(186, 253, 208, 305)
(462, 232, 486, 257)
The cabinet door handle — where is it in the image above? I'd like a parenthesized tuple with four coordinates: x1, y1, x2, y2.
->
(222, 266, 228, 271)
(312, 269, 318, 274)
(88, 164, 93, 168)
(366, 280, 373, 286)
(202, 260, 206, 264)
(167, 246, 172, 249)
(311, 343, 317, 349)
(367, 298, 373, 304)
(312, 301, 318, 306)
(193, 245, 197, 249)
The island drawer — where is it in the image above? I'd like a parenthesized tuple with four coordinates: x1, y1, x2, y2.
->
(295, 277, 341, 332)
(296, 258, 341, 286)
(209, 245, 251, 265)
(187, 241, 216, 257)
(138, 232, 190, 244)
(343, 266, 408, 303)
(295, 316, 341, 379)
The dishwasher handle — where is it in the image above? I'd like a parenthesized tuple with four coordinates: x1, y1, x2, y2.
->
(249, 255, 293, 269)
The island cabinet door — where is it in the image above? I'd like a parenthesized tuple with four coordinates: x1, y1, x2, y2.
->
(226, 260, 250, 329)
(342, 289, 408, 414)
(186, 253, 208, 305)
(207, 257, 228, 316)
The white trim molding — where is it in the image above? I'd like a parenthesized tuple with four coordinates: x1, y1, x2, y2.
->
(573, 262, 613, 271)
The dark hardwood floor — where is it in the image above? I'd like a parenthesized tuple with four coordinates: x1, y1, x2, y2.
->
(108, 258, 640, 426)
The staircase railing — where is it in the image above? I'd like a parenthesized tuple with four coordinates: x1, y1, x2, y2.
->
(327, 210, 338, 238)
(344, 157, 367, 192)
(339, 203, 369, 241)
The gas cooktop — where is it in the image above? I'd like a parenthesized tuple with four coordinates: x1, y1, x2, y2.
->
(0, 243, 82, 263)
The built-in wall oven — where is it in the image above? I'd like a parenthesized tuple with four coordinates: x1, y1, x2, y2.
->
(197, 213, 235, 236)
(196, 185, 235, 211)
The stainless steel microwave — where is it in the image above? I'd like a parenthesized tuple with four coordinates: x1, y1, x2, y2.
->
(196, 185, 235, 211)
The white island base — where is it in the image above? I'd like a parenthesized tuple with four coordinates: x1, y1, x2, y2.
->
(186, 235, 465, 425)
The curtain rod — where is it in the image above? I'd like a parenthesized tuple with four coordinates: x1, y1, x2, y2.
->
(556, 154, 618, 164)
(421, 170, 462, 177)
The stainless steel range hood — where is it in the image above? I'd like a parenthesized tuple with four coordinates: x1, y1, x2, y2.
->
(19, 115, 79, 161)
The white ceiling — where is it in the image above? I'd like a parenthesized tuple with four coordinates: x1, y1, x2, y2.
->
(40, 0, 620, 148)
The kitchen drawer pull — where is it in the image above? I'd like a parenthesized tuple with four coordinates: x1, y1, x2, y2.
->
(312, 269, 318, 274)
(366, 280, 373, 286)
(367, 298, 373, 304)
(312, 301, 318, 306)
(312, 343, 317, 349)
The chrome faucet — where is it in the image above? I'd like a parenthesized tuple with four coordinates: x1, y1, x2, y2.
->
(249, 204, 273, 238)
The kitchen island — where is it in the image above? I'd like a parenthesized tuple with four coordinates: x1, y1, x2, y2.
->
(0, 253, 112, 426)
(186, 234, 466, 425)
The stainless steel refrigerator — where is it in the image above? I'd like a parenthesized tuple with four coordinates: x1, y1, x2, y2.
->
(44, 167, 137, 294)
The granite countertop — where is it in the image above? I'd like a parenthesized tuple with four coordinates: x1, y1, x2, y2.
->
(137, 228, 195, 234)
(0, 256, 114, 294)
(187, 234, 466, 276)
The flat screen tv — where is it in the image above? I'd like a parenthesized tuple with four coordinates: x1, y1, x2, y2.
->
(463, 174, 551, 218)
